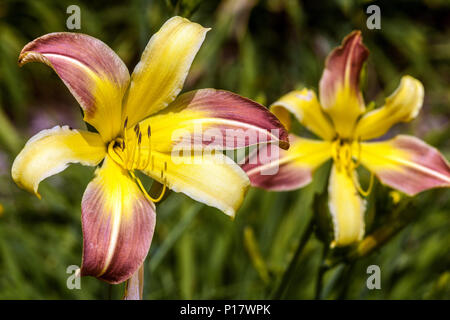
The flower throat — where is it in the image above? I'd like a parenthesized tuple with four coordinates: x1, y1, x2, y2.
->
(331, 137, 374, 197)
(108, 117, 167, 203)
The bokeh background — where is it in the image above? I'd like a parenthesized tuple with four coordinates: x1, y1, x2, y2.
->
(0, 0, 449, 299)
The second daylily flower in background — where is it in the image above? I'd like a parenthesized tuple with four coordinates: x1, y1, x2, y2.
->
(243, 31, 450, 247)
(12, 17, 288, 284)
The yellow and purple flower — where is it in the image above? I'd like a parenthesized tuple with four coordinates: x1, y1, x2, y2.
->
(12, 17, 288, 283)
(243, 31, 450, 247)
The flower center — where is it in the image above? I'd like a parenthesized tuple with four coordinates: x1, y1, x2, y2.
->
(331, 138, 357, 174)
(107, 119, 167, 203)
(107, 122, 153, 171)
(331, 138, 374, 197)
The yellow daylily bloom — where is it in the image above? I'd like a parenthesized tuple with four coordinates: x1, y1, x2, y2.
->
(12, 16, 289, 284)
(243, 31, 450, 247)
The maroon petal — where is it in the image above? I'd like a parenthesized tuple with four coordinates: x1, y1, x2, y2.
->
(319, 31, 369, 138)
(19, 33, 130, 141)
(360, 135, 450, 196)
(242, 134, 331, 191)
(81, 156, 156, 284)
(138, 89, 289, 152)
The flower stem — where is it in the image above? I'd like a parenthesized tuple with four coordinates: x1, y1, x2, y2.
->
(123, 264, 145, 300)
(314, 244, 329, 300)
(107, 283, 113, 300)
(336, 262, 355, 300)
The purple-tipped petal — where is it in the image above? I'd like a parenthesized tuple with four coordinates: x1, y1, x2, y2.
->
(137, 89, 289, 152)
(360, 135, 450, 196)
(319, 31, 369, 138)
(19, 33, 130, 141)
(242, 134, 331, 191)
(81, 157, 155, 284)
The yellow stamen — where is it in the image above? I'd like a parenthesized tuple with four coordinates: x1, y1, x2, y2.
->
(141, 125, 152, 169)
(331, 137, 374, 197)
(110, 120, 166, 203)
(152, 180, 167, 203)
(130, 125, 141, 169)
(331, 139, 341, 171)
(136, 132, 142, 168)
(146, 125, 152, 168)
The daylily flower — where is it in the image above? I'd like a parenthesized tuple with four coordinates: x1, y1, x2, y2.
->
(12, 16, 288, 284)
(242, 31, 450, 247)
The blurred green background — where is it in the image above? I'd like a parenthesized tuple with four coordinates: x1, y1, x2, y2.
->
(0, 0, 449, 299)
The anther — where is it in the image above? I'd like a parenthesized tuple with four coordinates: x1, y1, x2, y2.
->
(144, 127, 152, 168)
(124, 117, 128, 129)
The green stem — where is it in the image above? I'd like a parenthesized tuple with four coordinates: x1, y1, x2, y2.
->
(270, 219, 314, 299)
(123, 264, 145, 300)
(336, 262, 355, 300)
(312, 200, 417, 299)
(314, 244, 329, 300)
(107, 283, 113, 300)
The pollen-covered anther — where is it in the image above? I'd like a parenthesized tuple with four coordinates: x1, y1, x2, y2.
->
(143, 125, 152, 168)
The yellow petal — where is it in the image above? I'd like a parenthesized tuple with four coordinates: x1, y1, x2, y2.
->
(19, 33, 130, 142)
(270, 89, 335, 140)
(355, 76, 424, 140)
(328, 164, 366, 247)
(319, 31, 369, 138)
(139, 151, 249, 217)
(12, 126, 106, 197)
(123, 16, 210, 127)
